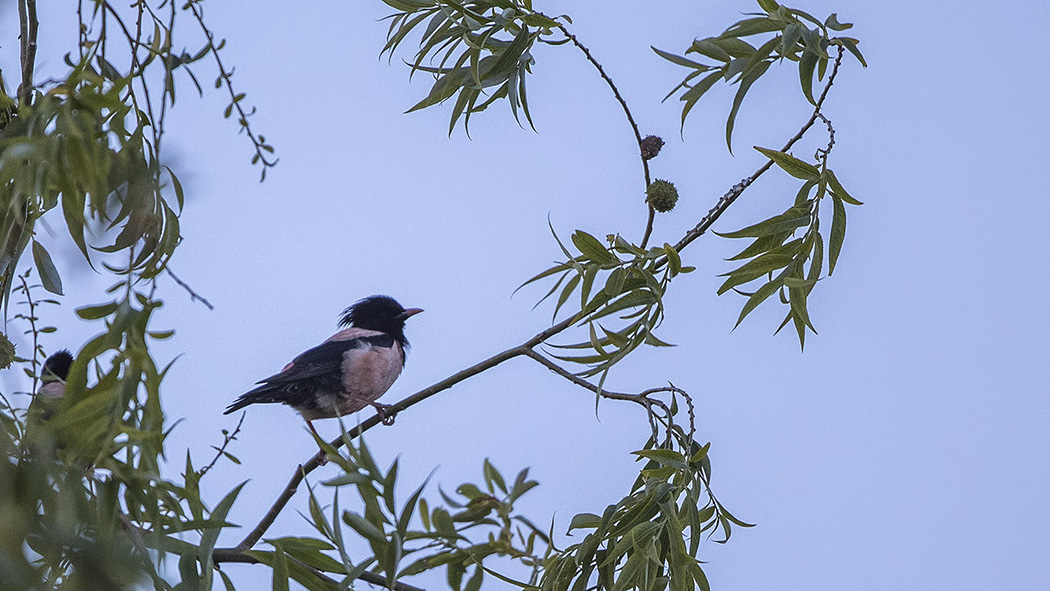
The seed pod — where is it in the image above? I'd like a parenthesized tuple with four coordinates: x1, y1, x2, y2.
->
(646, 179, 679, 213)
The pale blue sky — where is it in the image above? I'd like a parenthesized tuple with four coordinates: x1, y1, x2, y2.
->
(3, 1, 1048, 590)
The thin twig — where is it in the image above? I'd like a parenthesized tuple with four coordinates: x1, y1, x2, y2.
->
(165, 266, 214, 310)
(555, 23, 656, 247)
(185, 0, 277, 180)
(674, 45, 846, 253)
(199, 413, 244, 477)
(17, 0, 38, 106)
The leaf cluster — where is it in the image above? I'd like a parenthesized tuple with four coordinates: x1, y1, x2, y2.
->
(1, 287, 254, 591)
(521, 228, 693, 385)
(654, 0, 865, 150)
(380, 0, 568, 133)
(0, 52, 184, 309)
(715, 147, 861, 347)
(540, 431, 746, 591)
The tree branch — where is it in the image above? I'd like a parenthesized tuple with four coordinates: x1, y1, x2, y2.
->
(165, 265, 215, 310)
(184, 0, 277, 180)
(555, 23, 657, 247)
(17, 0, 39, 106)
(221, 314, 580, 556)
(215, 42, 849, 586)
(674, 45, 845, 252)
(211, 547, 426, 591)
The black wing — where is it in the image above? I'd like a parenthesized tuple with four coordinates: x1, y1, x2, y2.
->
(223, 334, 396, 414)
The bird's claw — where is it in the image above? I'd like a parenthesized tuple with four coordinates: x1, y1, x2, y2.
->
(370, 402, 397, 426)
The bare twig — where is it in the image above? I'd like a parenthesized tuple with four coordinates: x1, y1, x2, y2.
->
(16, 274, 40, 397)
(165, 266, 215, 310)
(555, 23, 657, 248)
(674, 45, 846, 253)
(184, 0, 277, 180)
(17, 0, 39, 106)
(199, 413, 244, 477)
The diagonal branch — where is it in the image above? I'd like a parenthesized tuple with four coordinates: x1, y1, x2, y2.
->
(222, 314, 581, 555)
(217, 40, 849, 587)
(674, 45, 845, 252)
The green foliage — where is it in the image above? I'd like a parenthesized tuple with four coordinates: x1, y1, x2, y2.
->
(379, 0, 571, 133)
(520, 227, 693, 384)
(714, 147, 861, 347)
(540, 430, 745, 591)
(2, 0, 865, 589)
(654, 0, 866, 150)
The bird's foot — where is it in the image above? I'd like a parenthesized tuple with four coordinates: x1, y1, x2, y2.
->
(370, 402, 397, 426)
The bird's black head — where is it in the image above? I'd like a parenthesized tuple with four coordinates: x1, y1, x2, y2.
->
(340, 295, 422, 346)
(43, 349, 73, 382)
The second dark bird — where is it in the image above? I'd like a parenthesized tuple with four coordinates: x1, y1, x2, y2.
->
(224, 295, 422, 440)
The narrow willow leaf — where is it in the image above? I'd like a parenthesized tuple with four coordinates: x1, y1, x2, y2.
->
(689, 38, 731, 62)
(798, 48, 818, 104)
(726, 232, 793, 261)
(679, 71, 722, 128)
(720, 17, 785, 39)
(825, 169, 863, 205)
(825, 13, 853, 31)
(31, 241, 64, 295)
(734, 277, 784, 328)
(836, 37, 868, 67)
(715, 205, 811, 239)
(567, 513, 602, 532)
(719, 251, 795, 279)
(754, 147, 820, 180)
(726, 60, 771, 153)
(663, 243, 682, 276)
(572, 231, 619, 265)
(828, 195, 847, 274)
(651, 46, 707, 69)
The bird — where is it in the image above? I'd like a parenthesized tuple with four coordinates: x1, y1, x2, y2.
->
(27, 349, 72, 426)
(224, 295, 422, 442)
(38, 350, 73, 401)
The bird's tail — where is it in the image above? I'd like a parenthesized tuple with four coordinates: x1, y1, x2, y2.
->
(224, 386, 285, 415)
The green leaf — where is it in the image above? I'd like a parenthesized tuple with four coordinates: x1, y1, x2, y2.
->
(798, 48, 818, 104)
(825, 169, 863, 205)
(734, 276, 785, 328)
(726, 60, 771, 153)
(571, 231, 619, 266)
(567, 512, 601, 533)
(651, 46, 707, 69)
(679, 71, 722, 128)
(836, 37, 867, 67)
(754, 147, 820, 180)
(632, 449, 688, 470)
(343, 511, 387, 543)
(716, 205, 811, 239)
(32, 241, 64, 295)
(720, 17, 785, 39)
(689, 38, 731, 62)
(76, 301, 119, 320)
(825, 13, 853, 31)
(828, 195, 847, 275)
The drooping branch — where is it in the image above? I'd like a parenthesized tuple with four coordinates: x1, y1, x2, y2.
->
(184, 0, 277, 180)
(674, 45, 846, 252)
(555, 23, 657, 247)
